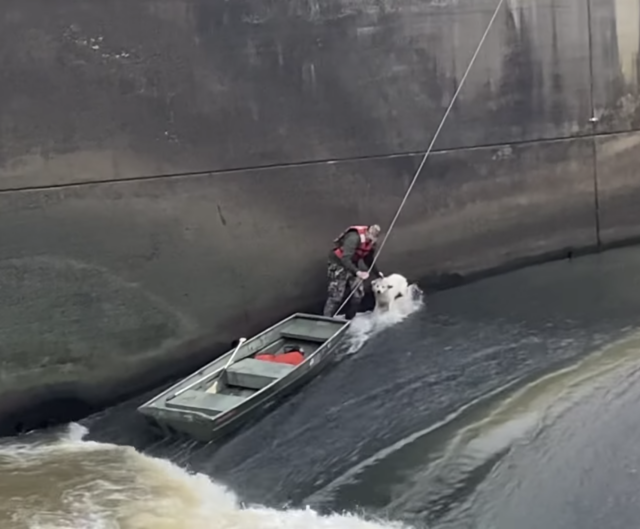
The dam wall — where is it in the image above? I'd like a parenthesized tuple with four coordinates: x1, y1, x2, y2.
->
(1, 0, 640, 432)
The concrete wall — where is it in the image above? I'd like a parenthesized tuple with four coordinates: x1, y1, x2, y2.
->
(1, 0, 639, 432)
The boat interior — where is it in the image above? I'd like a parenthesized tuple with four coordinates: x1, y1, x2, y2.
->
(161, 316, 346, 418)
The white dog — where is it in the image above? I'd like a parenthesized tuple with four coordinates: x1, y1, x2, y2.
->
(371, 273, 410, 312)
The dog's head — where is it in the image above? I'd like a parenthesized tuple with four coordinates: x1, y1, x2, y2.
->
(371, 278, 391, 295)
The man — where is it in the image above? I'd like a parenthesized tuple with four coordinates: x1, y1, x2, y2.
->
(323, 224, 383, 319)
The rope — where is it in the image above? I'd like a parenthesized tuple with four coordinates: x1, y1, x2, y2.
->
(333, 0, 505, 317)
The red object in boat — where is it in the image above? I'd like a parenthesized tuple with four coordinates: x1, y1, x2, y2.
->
(255, 351, 305, 366)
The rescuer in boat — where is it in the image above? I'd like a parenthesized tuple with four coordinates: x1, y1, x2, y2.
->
(323, 224, 383, 319)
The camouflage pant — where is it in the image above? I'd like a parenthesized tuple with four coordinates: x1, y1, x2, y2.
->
(322, 261, 364, 317)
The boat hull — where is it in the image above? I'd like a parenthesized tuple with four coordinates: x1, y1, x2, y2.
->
(138, 313, 349, 443)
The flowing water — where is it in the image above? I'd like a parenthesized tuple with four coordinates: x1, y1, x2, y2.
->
(309, 329, 640, 528)
(0, 424, 406, 529)
(4, 246, 640, 528)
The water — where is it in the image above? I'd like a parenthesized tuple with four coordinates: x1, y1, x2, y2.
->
(345, 283, 425, 354)
(5, 246, 640, 528)
(310, 330, 640, 527)
(0, 424, 406, 529)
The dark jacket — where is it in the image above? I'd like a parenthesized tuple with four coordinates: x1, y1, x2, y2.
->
(328, 231, 381, 277)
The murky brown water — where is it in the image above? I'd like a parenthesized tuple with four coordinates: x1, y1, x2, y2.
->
(0, 423, 406, 529)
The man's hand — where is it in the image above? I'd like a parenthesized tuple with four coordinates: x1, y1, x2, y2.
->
(356, 271, 369, 281)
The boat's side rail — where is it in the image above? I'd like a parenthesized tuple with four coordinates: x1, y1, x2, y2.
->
(141, 335, 285, 406)
(140, 320, 351, 437)
(139, 314, 350, 410)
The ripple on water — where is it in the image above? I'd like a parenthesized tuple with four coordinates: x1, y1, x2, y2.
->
(309, 330, 640, 527)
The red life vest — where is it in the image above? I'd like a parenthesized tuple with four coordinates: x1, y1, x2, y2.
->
(255, 351, 305, 366)
(333, 226, 374, 263)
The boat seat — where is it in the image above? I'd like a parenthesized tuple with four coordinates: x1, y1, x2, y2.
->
(166, 391, 245, 416)
(280, 331, 326, 343)
(226, 358, 295, 390)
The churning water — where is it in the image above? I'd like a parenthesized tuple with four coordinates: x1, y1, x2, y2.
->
(0, 423, 408, 529)
(345, 282, 425, 354)
(5, 246, 640, 529)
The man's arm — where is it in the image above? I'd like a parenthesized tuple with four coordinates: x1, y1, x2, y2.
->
(338, 232, 361, 275)
(362, 250, 382, 277)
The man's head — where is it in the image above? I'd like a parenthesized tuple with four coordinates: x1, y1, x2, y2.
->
(367, 224, 381, 243)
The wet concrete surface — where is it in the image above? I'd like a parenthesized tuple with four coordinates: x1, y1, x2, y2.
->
(0, 0, 593, 187)
(591, 0, 640, 134)
(84, 244, 640, 514)
(596, 130, 640, 245)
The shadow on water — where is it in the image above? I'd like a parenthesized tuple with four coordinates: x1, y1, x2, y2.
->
(84, 245, 640, 512)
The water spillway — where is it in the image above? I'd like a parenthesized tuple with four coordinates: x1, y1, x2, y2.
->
(5, 244, 640, 528)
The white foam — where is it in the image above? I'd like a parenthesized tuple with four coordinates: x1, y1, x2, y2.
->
(345, 283, 424, 354)
(5, 423, 409, 529)
(64, 422, 90, 443)
(123, 453, 409, 529)
(0, 423, 121, 470)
